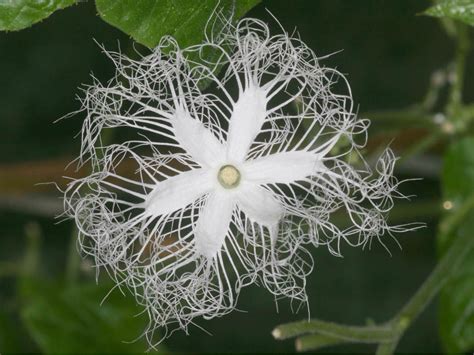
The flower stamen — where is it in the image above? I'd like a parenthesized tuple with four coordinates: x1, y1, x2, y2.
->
(218, 164, 241, 189)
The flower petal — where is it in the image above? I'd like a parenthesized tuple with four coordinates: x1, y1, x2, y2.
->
(145, 168, 214, 217)
(236, 182, 284, 243)
(226, 85, 267, 163)
(173, 108, 225, 167)
(195, 189, 235, 258)
(242, 151, 324, 185)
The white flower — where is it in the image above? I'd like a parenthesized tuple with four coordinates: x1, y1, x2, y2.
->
(64, 15, 412, 342)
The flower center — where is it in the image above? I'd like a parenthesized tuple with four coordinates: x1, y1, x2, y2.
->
(217, 164, 241, 189)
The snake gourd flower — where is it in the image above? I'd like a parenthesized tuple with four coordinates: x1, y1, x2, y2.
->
(63, 15, 413, 342)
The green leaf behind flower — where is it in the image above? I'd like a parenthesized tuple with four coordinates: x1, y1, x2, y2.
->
(438, 137, 474, 353)
(95, 0, 260, 48)
(424, 0, 474, 26)
(20, 279, 152, 353)
(0, 0, 77, 31)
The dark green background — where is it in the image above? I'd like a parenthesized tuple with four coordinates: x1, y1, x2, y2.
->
(0, 0, 470, 353)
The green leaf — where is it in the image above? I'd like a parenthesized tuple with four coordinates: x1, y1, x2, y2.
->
(0, 0, 77, 31)
(424, 0, 474, 26)
(95, 0, 260, 48)
(0, 308, 27, 352)
(20, 279, 153, 353)
(438, 136, 474, 353)
(440, 137, 474, 208)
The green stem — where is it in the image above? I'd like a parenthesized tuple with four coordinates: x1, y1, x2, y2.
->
(273, 193, 474, 353)
(272, 319, 393, 342)
(367, 109, 434, 131)
(398, 131, 443, 164)
(296, 334, 350, 352)
(421, 69, 446, 112)
(447, 24, 469, 116)
(22, 222, 41, 277)
(376, 196, 474, 354)
(375, 340, 399, 355)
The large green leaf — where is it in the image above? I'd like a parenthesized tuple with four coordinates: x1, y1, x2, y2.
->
(20, 279, 153, 353)
(438, 137, 474, 353)
(0, 0, 76, 31)
(424, 0, 474, 26)
(95, 0, 260, 48)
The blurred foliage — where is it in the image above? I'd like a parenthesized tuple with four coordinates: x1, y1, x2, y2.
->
(20, 280, 151, 353)
(439, 138, 474, 353)
(0, 0, 473, 354)
(0, 0, 76, 31)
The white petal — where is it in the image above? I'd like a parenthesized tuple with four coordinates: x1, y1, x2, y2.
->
(195, 189, 235, 259)
(226, 85, 267, 163)
(242, 150, 324, 184)
(145, 168, 214, 217)
(172, 108, 225, 167)
(236, 182, 284, 243)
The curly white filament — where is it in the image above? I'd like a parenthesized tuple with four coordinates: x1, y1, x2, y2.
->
(62, 13, 417, 344)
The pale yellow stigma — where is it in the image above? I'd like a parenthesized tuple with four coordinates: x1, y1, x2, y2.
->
(217, 164, 241, 189)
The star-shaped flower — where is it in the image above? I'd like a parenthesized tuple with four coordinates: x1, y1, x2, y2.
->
(145, 82, 337, 259)
(64, 16, 411, 341)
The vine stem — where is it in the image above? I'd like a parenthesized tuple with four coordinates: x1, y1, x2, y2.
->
(447, 23, 469, 115)
(272, 193, 474, 353)
(272, 319, 393, 342)
(376, 197, 474, 354)
(398, 131, 443, 164)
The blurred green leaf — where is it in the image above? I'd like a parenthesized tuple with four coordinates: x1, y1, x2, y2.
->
(439, 136, 474, 353)
(0, 308, 27, 352)
(424, 0, 474, 26)
(95, 0, 260, 48)
(0, 0, 76, 31)
(20, 279, 152, 353)
(440, 138, 474, 213)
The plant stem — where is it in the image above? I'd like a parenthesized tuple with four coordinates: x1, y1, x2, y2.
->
(273, 319, 393, 342)
(273, 193, 474, 353)
(376, 199, 474, 354)
(398, 131, 443, 164)
(22, 222, 41, 277)
(447, 24, 469, 116)
(295, 334, 350, 352)
(367, 109, 433, 129)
